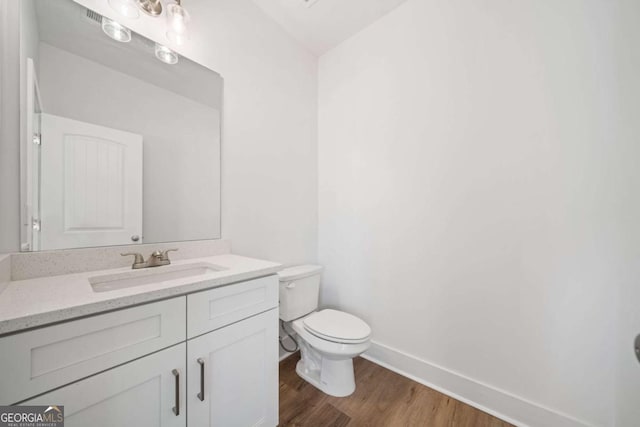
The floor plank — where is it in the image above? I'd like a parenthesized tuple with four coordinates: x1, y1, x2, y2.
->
(279, 352, 513, 427)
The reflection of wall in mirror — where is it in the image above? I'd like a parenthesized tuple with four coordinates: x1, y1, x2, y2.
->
(37, 42, 221, 244)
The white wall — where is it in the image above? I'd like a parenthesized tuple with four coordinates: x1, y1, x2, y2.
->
(3, 0, 318, 265)
(318, 0, 630, 425)
(38, 42, 221, 244)
(191, 0, 318, 265)
(612, 1, 640, 425)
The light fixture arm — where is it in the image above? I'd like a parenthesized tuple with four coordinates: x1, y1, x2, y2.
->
(136, 0, 163, 17)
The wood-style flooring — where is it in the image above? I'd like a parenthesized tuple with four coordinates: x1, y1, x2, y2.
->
(279, 352, 514, 427)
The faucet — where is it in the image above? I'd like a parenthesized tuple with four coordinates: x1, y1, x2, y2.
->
(121, 249, 178, 269)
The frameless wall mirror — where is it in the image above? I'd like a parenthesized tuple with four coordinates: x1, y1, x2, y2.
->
(19, 0, 222, 251)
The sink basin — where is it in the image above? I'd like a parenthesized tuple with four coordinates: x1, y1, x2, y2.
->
(89, 263, 225, 293)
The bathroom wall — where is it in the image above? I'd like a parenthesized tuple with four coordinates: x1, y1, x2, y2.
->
(155, 0, 319, 265)
(318, 0, 629, 425)
(612, 0, 640, 425)
(201, 0, 318, 265)
(1, 0, 318, 265)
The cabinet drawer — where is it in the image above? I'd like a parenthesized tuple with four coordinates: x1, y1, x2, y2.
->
(187, 275, 278, 338)
(0, 297, 186, 404)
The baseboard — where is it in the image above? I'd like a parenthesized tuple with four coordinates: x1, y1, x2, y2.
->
(362, 341, 596, 427)
(279, 351, 295, 362)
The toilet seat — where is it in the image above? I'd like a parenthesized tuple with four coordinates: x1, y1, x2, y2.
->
(303, 309, 371, 344)
(290, 309, 372, 397)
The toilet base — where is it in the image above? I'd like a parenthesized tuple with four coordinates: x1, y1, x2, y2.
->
(296, 341, 356, 397)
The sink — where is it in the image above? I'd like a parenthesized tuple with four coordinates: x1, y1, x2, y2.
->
(89, 263, 225, 293)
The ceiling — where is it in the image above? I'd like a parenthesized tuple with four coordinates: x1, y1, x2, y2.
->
(252, 0, 409, 56)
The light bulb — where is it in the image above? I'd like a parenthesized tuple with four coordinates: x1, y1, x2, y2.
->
(102, 17, 132, 42)
(108, 0, 139, 19)
(155, 43, 179, 65)
(166, 1, 190, 46)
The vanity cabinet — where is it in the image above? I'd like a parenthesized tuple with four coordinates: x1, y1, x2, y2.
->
(1, 275, 279, 427)
(187, 309, 278, 427)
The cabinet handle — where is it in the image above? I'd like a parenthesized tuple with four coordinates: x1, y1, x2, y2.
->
(197, 358, 205, 401)
(172, 369, 180, 416)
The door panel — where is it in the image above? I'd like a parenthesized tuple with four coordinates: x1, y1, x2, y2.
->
(187, 309, 278, 427)
(40, 113, 142, 250)
(24, 343, 186, 427)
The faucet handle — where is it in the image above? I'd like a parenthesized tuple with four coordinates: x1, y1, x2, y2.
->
(161, 248, 179, 261)
(121, 252, 144, 265)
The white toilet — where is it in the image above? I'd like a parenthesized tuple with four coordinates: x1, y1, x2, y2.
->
(278, 265, 371, 397)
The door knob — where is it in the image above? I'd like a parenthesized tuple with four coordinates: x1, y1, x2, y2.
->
(131, 235, 140, 242)
(635, 334, 640, 364)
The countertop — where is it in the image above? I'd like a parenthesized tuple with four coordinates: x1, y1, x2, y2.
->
(0, 254, 282, 336)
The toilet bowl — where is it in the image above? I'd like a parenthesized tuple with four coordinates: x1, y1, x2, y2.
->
(278, 266, 372, 397)
(291, 309, 371, 397)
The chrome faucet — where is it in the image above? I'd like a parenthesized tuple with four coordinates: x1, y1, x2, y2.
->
(121, 249, 178, 269)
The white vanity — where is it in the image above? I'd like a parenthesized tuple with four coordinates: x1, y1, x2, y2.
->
(0, 249, 281, 427)
(0, 1, 283, 425)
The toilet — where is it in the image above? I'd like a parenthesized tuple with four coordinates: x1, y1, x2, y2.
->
(278, 265, 371, 397)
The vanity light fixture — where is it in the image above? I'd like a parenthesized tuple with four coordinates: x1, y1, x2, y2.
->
(108, 0, 139, 19)
(155, 43, 179, 65)
(101, 17, 132, 42)
(166, 0, 190, 46)
(136, 0, 163, 17)
(107, 0, 191, 46)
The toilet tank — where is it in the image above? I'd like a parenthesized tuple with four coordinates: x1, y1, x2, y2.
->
(278, 265, 323, 322)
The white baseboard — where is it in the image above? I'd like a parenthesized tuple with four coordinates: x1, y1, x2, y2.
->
(362, 341, 596, 427)
(279, 350, 295, 362)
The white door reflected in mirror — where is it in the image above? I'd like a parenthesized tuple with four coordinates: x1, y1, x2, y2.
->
(39, 114, 143, 250)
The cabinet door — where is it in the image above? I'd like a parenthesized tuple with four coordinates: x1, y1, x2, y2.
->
(24, 344, 186, 427)
(187, 309, 278, 427)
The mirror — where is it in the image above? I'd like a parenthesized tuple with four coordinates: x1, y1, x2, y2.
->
(19, 0, 222, 251)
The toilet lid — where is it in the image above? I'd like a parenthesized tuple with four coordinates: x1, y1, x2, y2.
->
(303, 309, 371, 343)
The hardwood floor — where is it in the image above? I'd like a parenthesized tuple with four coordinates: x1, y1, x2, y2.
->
(279, 353, 513, 427)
